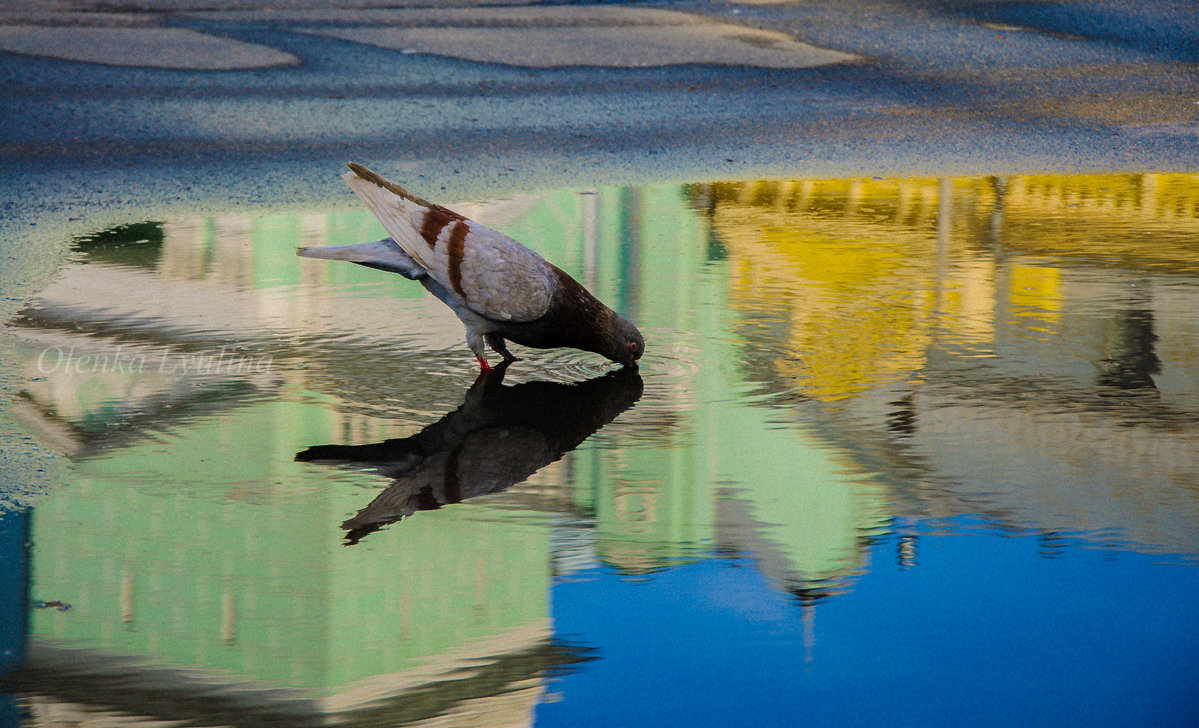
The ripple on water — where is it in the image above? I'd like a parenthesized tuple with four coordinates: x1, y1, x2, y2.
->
(503, 351, 616, 384)
(454, 328, 706, 387)
(635, 330, 705, 383)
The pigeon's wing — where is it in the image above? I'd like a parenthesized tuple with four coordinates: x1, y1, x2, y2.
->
(343, 164, 557, 323)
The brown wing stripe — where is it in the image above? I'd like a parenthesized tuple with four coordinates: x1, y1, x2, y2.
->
(419, 209, 454, 250)
(447, 221, 469, 301)
(435, 205, 466, 221)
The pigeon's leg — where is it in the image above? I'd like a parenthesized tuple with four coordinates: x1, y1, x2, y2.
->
(485, 333, 520, 363)
(466, 330, 492, 372)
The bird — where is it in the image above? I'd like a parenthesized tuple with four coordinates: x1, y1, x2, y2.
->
(296, 361, 643, 544)
(297, 163, 644, 371)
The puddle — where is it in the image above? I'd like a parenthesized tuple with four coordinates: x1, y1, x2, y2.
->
(2, 173, 1198, 726)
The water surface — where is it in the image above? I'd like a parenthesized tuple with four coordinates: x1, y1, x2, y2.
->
(2, 173, 1198, 726)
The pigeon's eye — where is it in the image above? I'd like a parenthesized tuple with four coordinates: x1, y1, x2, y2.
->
(629, 340, 639, 352)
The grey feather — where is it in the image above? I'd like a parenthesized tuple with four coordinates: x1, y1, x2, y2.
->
(297, 238, 424, 280)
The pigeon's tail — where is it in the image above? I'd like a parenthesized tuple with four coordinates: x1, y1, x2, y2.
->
(346, 162, 439, 209)
(297, 238, 426, 280)
(343, 163, 466, 268)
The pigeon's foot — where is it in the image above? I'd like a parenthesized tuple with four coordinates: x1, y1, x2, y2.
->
(485, 333, 519, 363)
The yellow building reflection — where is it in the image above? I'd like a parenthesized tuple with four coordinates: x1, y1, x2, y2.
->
(695, 172, 1199, 556)
(700, 173, 1199, 401)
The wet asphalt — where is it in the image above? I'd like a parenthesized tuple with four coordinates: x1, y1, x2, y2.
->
(0, 0, 1196, 292)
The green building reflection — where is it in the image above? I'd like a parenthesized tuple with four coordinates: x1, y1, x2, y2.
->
(12, 182, 887, 720)
(22, 399, 559, 723)
(10, 209, 567, 723)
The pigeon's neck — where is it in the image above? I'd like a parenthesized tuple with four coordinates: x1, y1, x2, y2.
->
(545, 266, 620, 354)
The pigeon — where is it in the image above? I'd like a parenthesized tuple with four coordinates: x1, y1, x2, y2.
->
(298, 163, 644, 371)
(296, 361, 643, 543)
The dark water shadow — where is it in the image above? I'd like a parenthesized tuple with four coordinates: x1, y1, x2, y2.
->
(0, 639, 595, 728)
(297, 362, 643, 544)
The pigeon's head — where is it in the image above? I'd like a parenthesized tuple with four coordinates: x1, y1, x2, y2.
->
(605, 314, 644, 368)
(545, 267, 644, 368)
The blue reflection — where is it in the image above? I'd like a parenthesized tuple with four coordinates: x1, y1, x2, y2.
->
(543, 520, 1199, 728)
(0, 508, 29, 727)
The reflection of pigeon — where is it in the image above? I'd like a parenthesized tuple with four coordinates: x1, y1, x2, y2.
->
(298, 163, 644, 371)
(296, 363, 643, 544)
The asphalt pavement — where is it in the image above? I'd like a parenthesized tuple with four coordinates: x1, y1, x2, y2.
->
(0, 0, 1197, 300)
